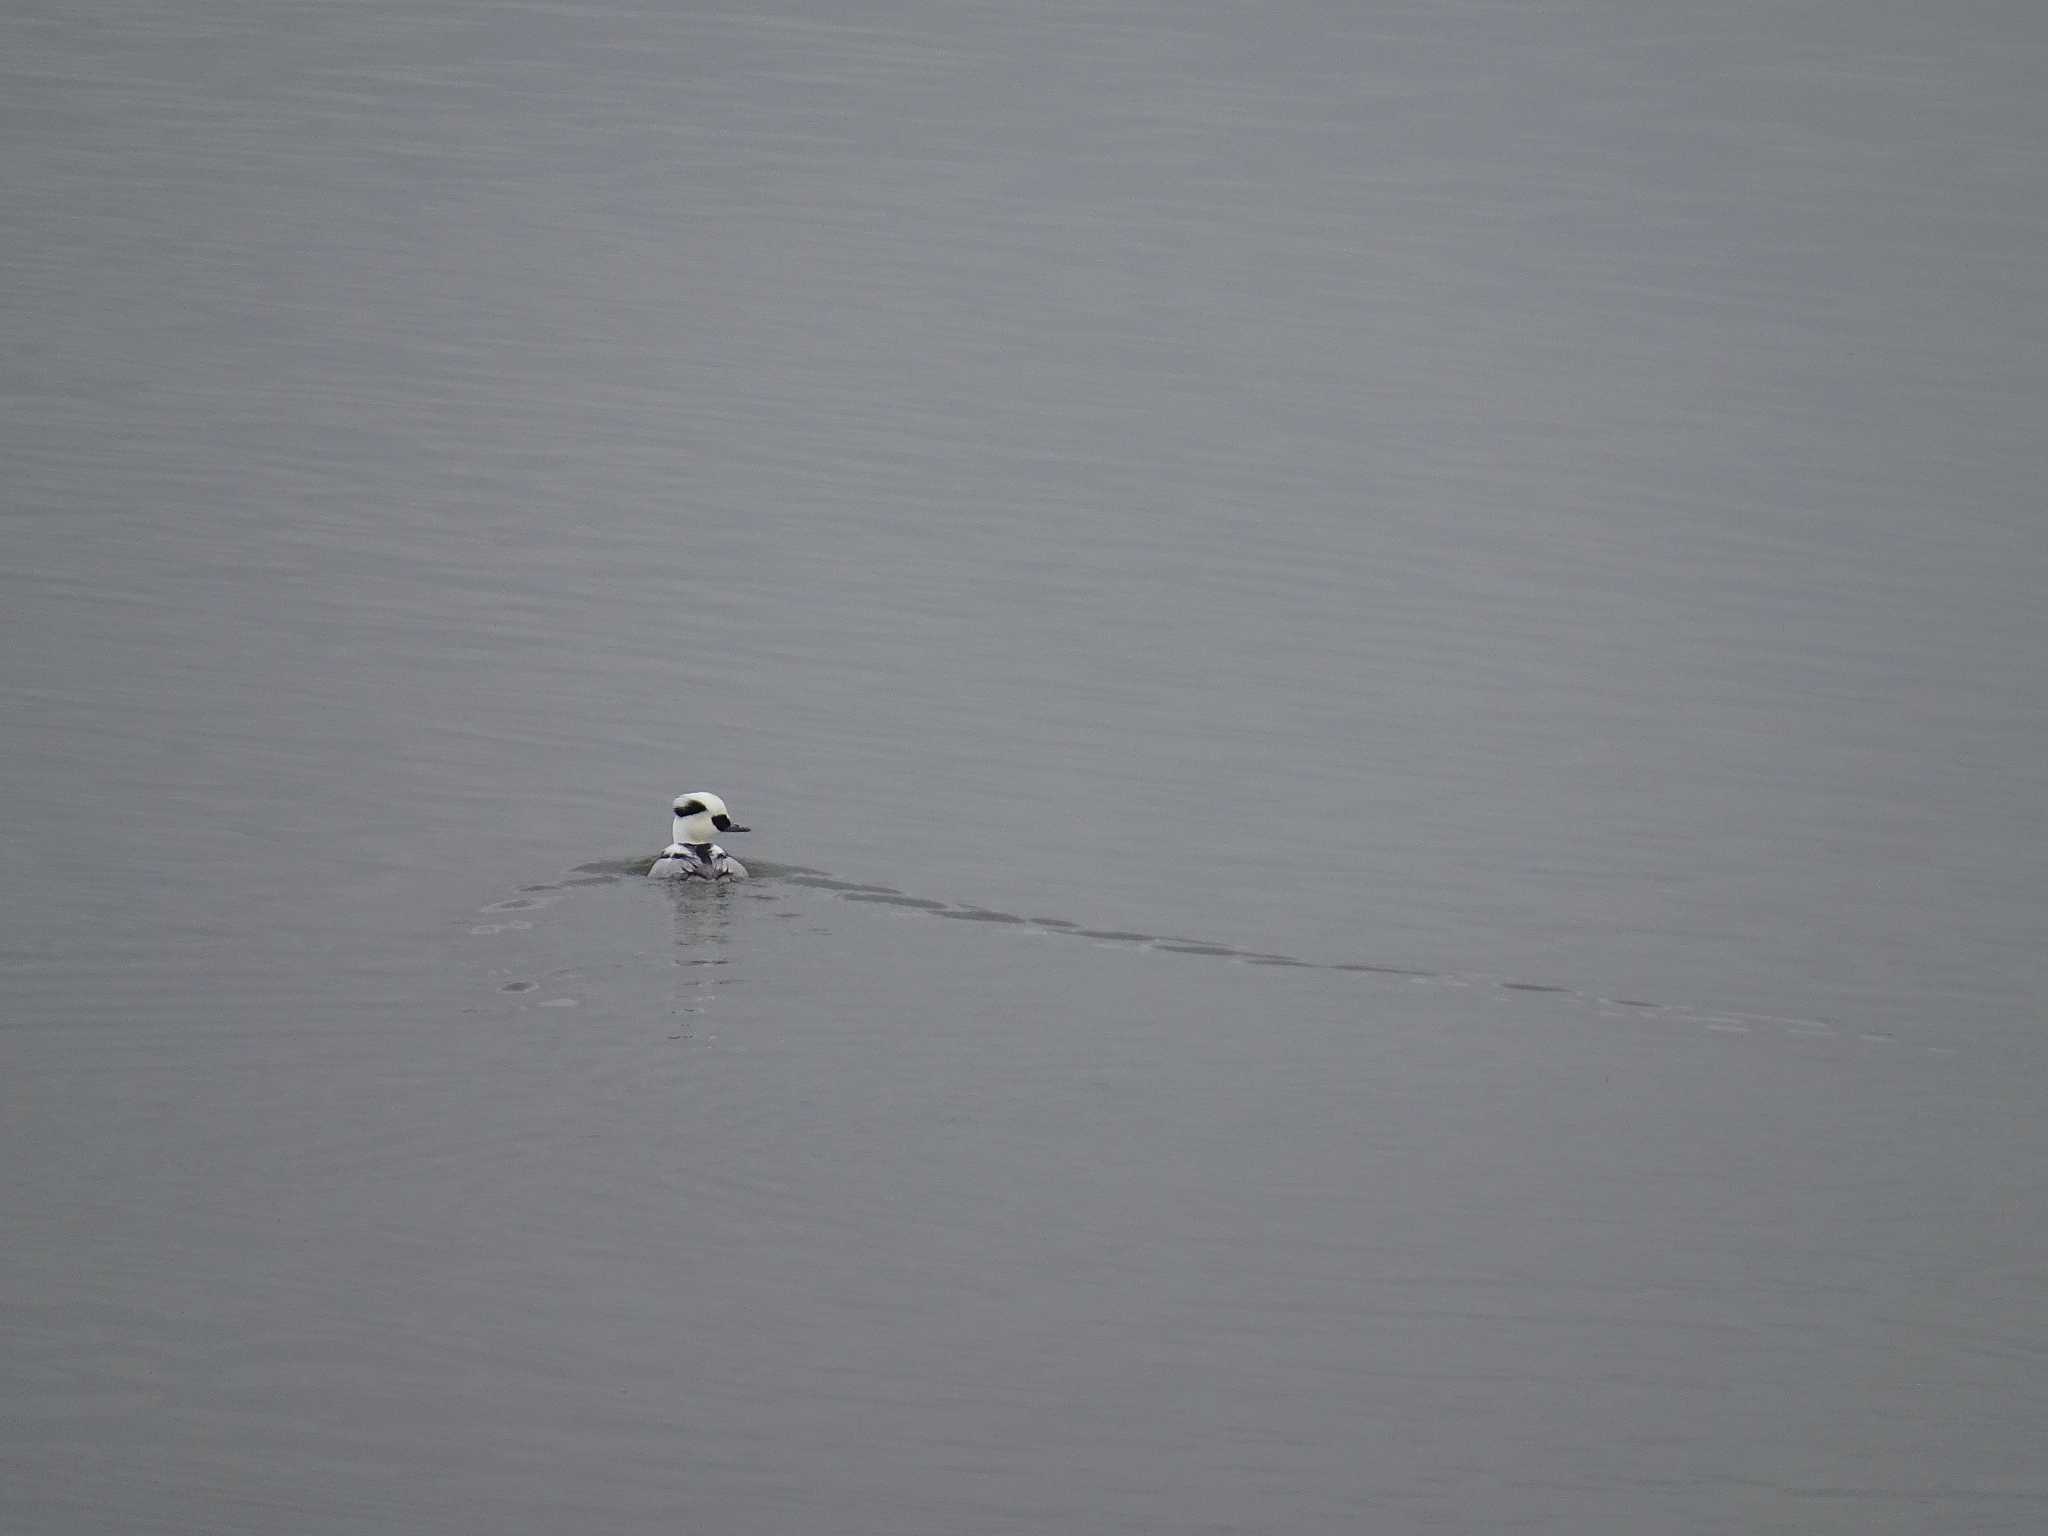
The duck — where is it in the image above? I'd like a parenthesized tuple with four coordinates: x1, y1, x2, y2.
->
(649, 791, 750, 880)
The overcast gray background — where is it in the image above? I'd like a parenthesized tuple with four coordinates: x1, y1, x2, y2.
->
(5, 2, 2046, 1532)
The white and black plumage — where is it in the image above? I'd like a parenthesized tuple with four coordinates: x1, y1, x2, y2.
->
(649, 791, 750, 880)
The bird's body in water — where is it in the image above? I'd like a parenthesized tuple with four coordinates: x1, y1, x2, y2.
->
(649, 791, 750, 880)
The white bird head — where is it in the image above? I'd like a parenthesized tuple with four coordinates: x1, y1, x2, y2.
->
(671, 791, 749, 847)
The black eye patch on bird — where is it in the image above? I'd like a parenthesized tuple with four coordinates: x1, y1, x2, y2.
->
(712, 814, 731, 831)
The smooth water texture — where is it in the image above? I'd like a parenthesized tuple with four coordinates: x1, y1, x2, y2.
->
(6, 3, 2046, 1532)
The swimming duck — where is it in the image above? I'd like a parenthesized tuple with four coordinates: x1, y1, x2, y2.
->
(649, 791, 750, 880)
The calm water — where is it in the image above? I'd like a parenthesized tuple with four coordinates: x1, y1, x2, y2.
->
(6, 2, 2046, 1531)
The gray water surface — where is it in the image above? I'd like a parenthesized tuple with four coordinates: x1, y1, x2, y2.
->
(6, 3, 2047, 1532)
